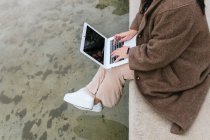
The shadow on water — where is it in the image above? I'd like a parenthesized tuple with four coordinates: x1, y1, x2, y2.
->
(96, 0, 129, 15)
(74, 115, 128, 140)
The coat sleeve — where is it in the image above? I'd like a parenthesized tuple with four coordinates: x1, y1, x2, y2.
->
(129, 6, 198, 71)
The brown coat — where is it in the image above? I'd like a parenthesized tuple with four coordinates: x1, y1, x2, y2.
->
(129, 0, 210, 134)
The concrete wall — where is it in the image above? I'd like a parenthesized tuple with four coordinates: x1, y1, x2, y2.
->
(129, 0, 140, 26)
(206, 0, 210, 25)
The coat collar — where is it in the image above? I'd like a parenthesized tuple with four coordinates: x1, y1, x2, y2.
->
(138, 0, 163, 33)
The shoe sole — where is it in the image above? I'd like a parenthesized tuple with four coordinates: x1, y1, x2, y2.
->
(74, 105, 102, 112)
(64, 94, 94, 109)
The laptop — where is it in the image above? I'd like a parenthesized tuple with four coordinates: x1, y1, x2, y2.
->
(80, 22, 136, 69)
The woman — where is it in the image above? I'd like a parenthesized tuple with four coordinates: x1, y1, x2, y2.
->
(64, 0, 210, 134)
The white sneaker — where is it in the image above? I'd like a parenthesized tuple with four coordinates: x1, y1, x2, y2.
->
(64, 88, 94, 109)
(74, 102, 103, 112)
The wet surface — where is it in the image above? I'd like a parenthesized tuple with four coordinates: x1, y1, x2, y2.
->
(15, 108, 27, 119)
(0, 91, 22, 104)
(74, 115, 128, 140)
(0, 0, 129, 139)
(47, 103, 68, 129)
(22, 120, 37, 140)
(96, 0, 129, 15)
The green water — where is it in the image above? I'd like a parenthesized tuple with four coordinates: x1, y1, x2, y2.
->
(0, 0, 129, 139)
(96, 0, 129, 15)
(74, 115, 128, 140)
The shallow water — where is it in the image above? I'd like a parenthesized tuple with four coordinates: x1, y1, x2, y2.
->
(74, 115, 128, 140)
(96, 0, 129, 15)
(0, 0, 129, 140)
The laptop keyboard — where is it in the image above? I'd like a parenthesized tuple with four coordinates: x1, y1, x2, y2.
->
(110, 40, 124, 64)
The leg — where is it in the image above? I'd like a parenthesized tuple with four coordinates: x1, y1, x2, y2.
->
(64, 66, 107, 111)
(64, 64, 133, 112)
(86, 66, 107, 95)
(95, 64, 134, 108)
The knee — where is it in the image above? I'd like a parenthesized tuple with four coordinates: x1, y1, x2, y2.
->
(107, 68, 121, 78)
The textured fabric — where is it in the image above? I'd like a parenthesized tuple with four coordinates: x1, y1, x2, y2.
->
(129, 0, 210, 134)
(129, 81, 210, 140)
(86, 64, 134, 108)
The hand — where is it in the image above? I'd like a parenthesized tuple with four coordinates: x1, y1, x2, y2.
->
(111, 46, 129, 62)
(113, 30, 137, 45)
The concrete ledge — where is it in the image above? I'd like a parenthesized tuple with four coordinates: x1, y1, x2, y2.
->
(129, 81, 210, 140)
(129, 0, 210, 140)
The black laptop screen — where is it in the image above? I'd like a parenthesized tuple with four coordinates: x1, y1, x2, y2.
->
(84, 26, 105, 65)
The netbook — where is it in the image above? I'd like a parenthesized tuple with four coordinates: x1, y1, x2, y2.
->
(80, 22, 136, 69)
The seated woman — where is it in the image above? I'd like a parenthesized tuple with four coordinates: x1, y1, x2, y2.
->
(64, 0, 210, 134)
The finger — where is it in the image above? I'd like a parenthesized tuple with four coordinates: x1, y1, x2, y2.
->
(111, 47, 121, 55)
(114, 56, 122, 63)
(113, 39, 117, 45)
(113, 35, 121, 45)
(113, 31, 129, 45)
(114, 34, 120, 39)
(115, 32, 127, 40)
(111, 50, 119, 56)
(111, 50, 117, 56)
(111, 50, 116, 56)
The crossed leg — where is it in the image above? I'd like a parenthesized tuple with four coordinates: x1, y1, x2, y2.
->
(86, 63, 134, 108)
